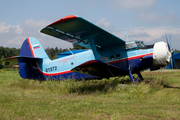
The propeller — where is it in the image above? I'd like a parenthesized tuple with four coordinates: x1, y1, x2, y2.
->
(165, 34, 177, 69)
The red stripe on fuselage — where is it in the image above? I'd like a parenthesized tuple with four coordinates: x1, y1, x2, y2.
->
(27, 38, 35, 57)
(35, 63, 73, 76)
(108, 53, 153, 64)
(42, 70, 73, 76)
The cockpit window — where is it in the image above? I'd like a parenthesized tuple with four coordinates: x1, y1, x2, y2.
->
(140, 41, 145, 47)
(136, 42, 140, 47)
(135, 41, 145, 49)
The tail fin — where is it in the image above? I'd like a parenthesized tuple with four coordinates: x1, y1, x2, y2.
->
(19, 37, 48, 59)
(18, 37, 48, 80)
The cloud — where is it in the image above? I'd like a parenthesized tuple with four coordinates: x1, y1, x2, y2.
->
(0, 19, 73, 49)
(1, 17, 180, 50)
(5, 36, 26, 48)
(15, 25, 23, 34)
(96, 18, 110, 28)
(137, 11, 179, 25)
(112, 0, 156, 10)
(0, 22, 9, 33)
(96, 18, 116, 34)
(24, 18, 50, 28)
(110, 26, 180, 50)
(94, 17, 180, 50)
(112, 26, 180, 46)
(0, 21, 23, 34)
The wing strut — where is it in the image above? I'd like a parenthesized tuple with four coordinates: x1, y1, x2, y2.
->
(86, 33, 99, 60)
(106, 68, 115, 77)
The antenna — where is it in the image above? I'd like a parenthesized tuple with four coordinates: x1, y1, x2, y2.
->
(126, 30, 129, 41)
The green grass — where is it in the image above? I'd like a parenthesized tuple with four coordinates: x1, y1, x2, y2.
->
(0, 69, 180, 119)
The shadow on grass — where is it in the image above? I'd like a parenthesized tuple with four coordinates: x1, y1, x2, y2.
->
(67, 81, 106, 94)
(142, 75, 176, 89)
(65, 76, 134, 94)
(9, 75, 176, 95)
(164, 85, 180, 89)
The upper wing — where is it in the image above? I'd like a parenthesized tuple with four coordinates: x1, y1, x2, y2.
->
(40, 15, 125, 49)
(71, 60, 128, 78)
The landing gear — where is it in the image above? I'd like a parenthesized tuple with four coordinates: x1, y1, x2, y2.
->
(136, 71, 144, 82)
(128, 70, 144, 82)
(129, 70, 134, 82)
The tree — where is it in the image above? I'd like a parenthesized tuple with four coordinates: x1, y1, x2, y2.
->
(0, 46, 20, 59)
(0, 56, 4, 65)
(72, 44, 87, 50)
(174, 49, 180, 53)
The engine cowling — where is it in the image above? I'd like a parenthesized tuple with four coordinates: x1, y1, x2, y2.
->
(152, 41, 171, 67)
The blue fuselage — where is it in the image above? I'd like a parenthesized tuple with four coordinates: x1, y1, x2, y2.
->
(22, 48, 153, 80)
(18, 38, 154, 80)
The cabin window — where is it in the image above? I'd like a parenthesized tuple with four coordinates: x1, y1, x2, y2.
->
(110, 55, 114, 60)
(126, 44, 130, 49)
(130, 43, 136, 48)
(104, 56, 108, 61)
(116, 54, 120, 58)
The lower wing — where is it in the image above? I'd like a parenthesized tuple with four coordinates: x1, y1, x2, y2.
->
(71, 60, 128, 78)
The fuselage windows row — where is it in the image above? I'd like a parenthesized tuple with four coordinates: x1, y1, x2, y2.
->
(100, 54, 121, 62)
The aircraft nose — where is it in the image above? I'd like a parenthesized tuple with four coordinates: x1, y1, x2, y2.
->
(152, 41, 171, 67)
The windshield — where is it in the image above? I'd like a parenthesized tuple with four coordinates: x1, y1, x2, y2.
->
(135, 41, 145, 48)
(125, 41, 137, 50)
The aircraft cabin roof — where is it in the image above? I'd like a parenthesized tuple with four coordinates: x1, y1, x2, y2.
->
(58, 49, 88, 58)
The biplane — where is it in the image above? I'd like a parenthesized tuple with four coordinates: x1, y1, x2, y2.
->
(6, 15, 173, 82)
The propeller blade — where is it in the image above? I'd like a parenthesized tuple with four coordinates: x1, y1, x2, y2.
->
(165, 34, 171, 50)
(165, 34, 177, 69)
(169, 35, 171, 48)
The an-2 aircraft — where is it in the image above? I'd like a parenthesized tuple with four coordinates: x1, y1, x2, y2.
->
(6, 15, 172, 82)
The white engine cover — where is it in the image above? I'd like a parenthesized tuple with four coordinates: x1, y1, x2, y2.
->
(153, 41, 171, 67)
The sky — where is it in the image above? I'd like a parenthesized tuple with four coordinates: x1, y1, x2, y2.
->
(0, 0, 180, 50)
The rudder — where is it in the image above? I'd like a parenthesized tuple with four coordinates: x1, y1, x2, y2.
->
(19, 37, 48, 59)
(18, 37, 47, 80)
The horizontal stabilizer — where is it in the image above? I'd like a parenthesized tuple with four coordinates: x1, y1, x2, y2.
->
(4, 56, 42, 62)
(4, 56, 19, 62)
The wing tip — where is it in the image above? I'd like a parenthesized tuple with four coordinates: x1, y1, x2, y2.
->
(4, 56, 18, 62)
(47, 15, 78, 27)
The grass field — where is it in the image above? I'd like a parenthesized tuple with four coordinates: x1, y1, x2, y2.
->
(0, 69, 180, 120)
